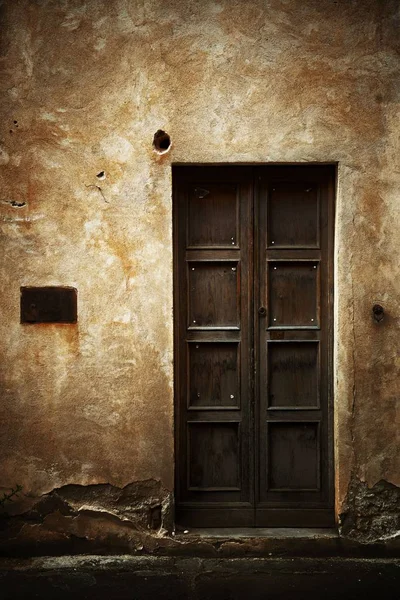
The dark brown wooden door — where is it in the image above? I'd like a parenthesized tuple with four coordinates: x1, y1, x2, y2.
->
(173, 165, 335, 528)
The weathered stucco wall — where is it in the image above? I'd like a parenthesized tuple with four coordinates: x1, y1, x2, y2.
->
(0, 0, 399, 549)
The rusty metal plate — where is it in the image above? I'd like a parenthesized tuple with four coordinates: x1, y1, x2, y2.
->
(20, 286, 77, 324)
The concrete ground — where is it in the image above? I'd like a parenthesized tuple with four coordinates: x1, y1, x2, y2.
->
(0, 556, 399, 600)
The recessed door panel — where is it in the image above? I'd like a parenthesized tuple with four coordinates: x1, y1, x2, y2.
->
(268, 341, 319, 409)
(268, 262, 319, 328)
(188, 422, 240, 490)
(267, 422, 320, 491)
(188, 183, 238, 248)
(188, 342, 240, 409)
(188, 262, 240, 329)
(268, 182, 319, 247)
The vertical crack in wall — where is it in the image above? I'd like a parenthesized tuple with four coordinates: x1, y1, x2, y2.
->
(350, 211, 357, 464)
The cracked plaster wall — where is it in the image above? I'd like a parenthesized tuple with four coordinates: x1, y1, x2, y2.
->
(0, 0, 399, 544)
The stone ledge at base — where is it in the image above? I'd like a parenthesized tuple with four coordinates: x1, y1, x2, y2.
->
(170, 528, 400, 558)
(1, 524, 399, 558)
(0, 556, 399, 600)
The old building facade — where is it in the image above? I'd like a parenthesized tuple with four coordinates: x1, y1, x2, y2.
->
(0, 0, 399, 552)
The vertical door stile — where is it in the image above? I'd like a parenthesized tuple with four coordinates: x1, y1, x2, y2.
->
(253, 170, 262, 514)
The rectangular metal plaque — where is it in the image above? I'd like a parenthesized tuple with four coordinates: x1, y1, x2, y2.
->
(20, 287, 77, 324)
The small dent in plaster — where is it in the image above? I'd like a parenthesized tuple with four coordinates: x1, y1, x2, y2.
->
(153, 130, 171, 154)
(96, 171, 106, 180)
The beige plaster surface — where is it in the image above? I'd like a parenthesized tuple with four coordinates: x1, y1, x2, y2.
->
(0, 0, 399, 524)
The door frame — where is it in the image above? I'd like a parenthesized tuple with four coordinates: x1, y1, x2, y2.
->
(172, 163, 337, 528)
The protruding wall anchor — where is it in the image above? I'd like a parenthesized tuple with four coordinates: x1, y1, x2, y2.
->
(372, 304, 384, 323)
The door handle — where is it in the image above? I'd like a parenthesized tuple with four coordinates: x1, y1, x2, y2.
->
(258, 306, 267, 317)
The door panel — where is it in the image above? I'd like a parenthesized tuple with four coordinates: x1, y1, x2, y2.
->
(268, 261, 320, 328)
(188, 422, 241, 489)
(188, 261, 240, 329)
(267, 182, 320, 248)
(188, 183, 238, 248)
(267, 421, 320, 490)
(188, 342, 240, 410)
(267, 341, 320, 409)
(257, 166, 334, 526)
(174, 165, 335, 528)
(174, 167, 253, 527)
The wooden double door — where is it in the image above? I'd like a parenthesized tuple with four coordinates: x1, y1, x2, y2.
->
(173, 165, 335, 527)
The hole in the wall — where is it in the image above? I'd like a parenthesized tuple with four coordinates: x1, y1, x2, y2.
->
(153, 129, 171, 154)
(96, 171, 106, 180)
(5, 199, 26, 208)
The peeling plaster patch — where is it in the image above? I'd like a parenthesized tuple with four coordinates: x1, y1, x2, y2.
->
(84, 218, 102, 237)
(0, 481, 173, 555)
(0, 146, 10, 165)
(340, 479, 400, 542)
(8, 87, 19, 100)
(94, 38, 106, 51)
(93, 16, 109, 30)
(21, 43, 33, 78)
(59, 138, 73, 147)
(113, 311, 131, 324)
(379, 530, 400, 541)
(61, 6, 87, 32)
(41, 112, 57, 122)
(10, 153, 22, 167)
(210, 3, 224, 14)
(44, 160, 64, 169)
(1, 215, 43, 223)
(100, 135, 134, 163)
